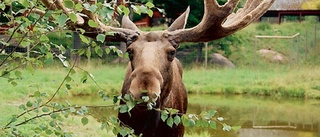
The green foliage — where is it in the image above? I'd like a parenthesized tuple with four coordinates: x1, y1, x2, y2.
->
(0, 0, 274, 136)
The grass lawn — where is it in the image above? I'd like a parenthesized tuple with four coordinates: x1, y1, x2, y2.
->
(2, 63, 320, 102)
(1, 62, 320, 135)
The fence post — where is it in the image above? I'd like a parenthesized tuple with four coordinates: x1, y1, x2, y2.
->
(315, 24, 317, 47)
(72, 32, 81, 65)
(204, 42, 208, 68)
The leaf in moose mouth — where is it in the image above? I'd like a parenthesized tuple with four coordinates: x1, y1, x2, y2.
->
(141, 96, 150, 102)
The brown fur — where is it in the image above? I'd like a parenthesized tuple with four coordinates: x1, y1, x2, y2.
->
(118, 11, 189, 137)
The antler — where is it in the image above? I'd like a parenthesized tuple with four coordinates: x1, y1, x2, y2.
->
(39, 0, 274, 43)
(40, 0, 139, 42)
(169, 0, 275, 43)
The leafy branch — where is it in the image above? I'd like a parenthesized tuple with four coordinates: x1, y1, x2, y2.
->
(3, 59, 78, 129)
(111, 94, 239, 136)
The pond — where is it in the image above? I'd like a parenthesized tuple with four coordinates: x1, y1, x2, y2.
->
(65, 94, 320, 137)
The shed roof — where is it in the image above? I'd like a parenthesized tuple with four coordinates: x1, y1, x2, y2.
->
(269, 0, 316, 10)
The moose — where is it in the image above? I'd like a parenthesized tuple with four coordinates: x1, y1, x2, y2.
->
(40, 0, 275, 136)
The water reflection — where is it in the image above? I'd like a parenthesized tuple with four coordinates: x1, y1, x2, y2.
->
(187, 95, 320, 137)
(65, 94, 320, 137)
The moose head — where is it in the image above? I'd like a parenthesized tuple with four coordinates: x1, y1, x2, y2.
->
(39, 0, 275, 136)
(119, 10, 191, 102)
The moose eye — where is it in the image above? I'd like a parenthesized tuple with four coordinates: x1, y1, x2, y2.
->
(169, 50, 176, 56)
(167, 49, 176, 61)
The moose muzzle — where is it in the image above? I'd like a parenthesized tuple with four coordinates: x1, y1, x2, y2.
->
(128, 65, 163, 101)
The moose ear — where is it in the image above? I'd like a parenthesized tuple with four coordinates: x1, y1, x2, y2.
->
(167, 6, 190, 31)
(121, 15, 139, 31)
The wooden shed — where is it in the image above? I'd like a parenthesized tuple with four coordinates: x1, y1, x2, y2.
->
(261, 0, 320, 24)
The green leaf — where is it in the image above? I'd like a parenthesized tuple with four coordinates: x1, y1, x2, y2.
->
(75, 3, 83, 12)
(140, 5, 148, 14)
(161, 110, 169, 122)
(42, 107, 50, 113)
(166, 117, 174, 128)
(131, 5, 141, 15)
(119, 105, 128, 113)
(14, 70, 22, 78)
(195, 119, 202, 127)
(201, 120, 209, 128)
(69, 13, 77, 23)
(45, 129, 53, 135)
(81, 117, 89, 125)
(45, 52, 54, 64)
(70, 107, 76, 113)
(105, 48, 110, 54)
(19, 104, 26, 110)
(209, 121, 217, 129)
(145, 2, 155, 8)
(173, 115, 181, 126)
(77, 28, 85, 34)
(223, 124, 232, 131)
(40, 35, 49, 42)
(94, 46, 103, 57)
(26, 101, 33, 107)
(113, 96, 120, 104)
(168, 108, 179, 115)
(142, 96, 149, 102)
(147, 9, 153, 17)
(124, 94, 132, 101)
(20, 41, 30, 47)
(126, 101, 135, 112)
(101, 122, 108, 130)
(50, 113, 58, 119)
(147, 102, 153, 110)
(119, 127, 128, 137)
(49, 121, 56, 127)
(117, 5, 130, 15)
(57, 14, 68, 27)
(208, 110, 217, 118)
(88, 20, 98, 28)
(117, 5, 123, 15)
(63, 0, 74, 9)
(88, 5, 97, 13)
(0, 3, 6, 10)
(79, 35, 89, 44)
(65, 76, 72, 82)
(20, 0, 29, 8)
(96, 34, 105, 43)
(86, 47, 91, 58)
(81, 73, 88, 83)
(157, 8, 165, 13)
(34, 91, 41, 97)
(123, 7, 130, 15)
(26, 65, 35, 74)
(70, 68, 76, 75)
(188, 119, 196, 127)
(10, 117, 17, 123)
(65, 84, 71, 90)
(116, 49, 123, 57)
